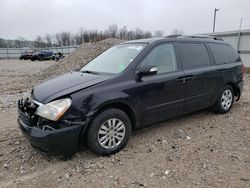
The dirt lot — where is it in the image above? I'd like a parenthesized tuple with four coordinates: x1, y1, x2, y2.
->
(0, 59, 55, 109)
(0, 59, 249, 188)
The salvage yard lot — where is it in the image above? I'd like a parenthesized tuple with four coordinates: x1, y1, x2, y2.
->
(0, 58, 249, 188)
(0, 60, 56, 109)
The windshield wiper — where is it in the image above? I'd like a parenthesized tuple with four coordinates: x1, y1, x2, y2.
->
(81, 70, 99, 75)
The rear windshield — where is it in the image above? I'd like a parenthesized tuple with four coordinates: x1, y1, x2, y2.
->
(208, 43, 240, 64)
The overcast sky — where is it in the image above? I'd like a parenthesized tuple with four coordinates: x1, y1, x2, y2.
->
(0, 0, 250, 40)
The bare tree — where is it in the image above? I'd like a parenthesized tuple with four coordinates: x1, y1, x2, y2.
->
(99, 30, 108, 41)
(8, 24, 156, 47)
(143, 31, 152, 38)
(51, 34, 57, 47)
(119, 26, 128, 39)
(171, 29, 184, 35)
(134, 28, 144, 39)
(108, 24, 118, 38)
(83, 31, 90, 43)
(89, 30, 99, 42)
(55, 33, 62, 46)
(60, 32, 71, 46)
(74, 27, 85, 45)
(154, 30, 165, 38)
(34, 35, 44, 48)
(0, 38, 6, 48)
(45, 34, 52, 47)
(15, 37, 26, 48)
(127, 30, 136, 40)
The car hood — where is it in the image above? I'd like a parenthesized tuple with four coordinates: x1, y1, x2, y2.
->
(32, 71, 112, 103)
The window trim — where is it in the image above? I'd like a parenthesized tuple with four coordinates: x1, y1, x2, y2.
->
(136, 42, 179, 76)
(178, 42, 212, 70)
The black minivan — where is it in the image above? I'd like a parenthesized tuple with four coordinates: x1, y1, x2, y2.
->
(18, 35, 245, 155)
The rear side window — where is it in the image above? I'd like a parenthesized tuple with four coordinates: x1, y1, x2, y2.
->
(179, 43, 211, 69)
(208, 43, 240, 64)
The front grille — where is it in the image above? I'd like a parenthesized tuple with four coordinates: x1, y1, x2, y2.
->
(19, 111, 32, 127)
(18, 97, 40, 127)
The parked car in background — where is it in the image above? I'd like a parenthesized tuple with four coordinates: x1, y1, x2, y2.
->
(54, 52, 65, 61)
(31, 50, 55, 61)
(18, 35, 245, 155)
(20, 50, 34, 60)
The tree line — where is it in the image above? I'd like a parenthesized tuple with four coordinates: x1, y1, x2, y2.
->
(34, 24, 166, 48)
(0, 24, 184, 48)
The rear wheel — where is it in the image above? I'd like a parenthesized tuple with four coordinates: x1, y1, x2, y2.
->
(87, 108, 131, 155)
(214, 85, 234, 114)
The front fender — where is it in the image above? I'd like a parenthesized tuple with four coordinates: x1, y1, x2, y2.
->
(90, 91, 135, 116)
(71, 90, 138, 121)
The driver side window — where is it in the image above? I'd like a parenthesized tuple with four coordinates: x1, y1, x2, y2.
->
(140, 43, 177, 74)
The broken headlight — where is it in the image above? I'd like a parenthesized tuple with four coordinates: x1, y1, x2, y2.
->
(35, 98, 72, 121)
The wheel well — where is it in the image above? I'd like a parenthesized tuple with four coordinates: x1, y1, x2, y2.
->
(78, 102, 136, 147)
(92, 102, 136, 130)
(226, 82, 239, 96)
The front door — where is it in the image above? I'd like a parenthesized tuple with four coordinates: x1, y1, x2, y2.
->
(137, 43, 186, 125)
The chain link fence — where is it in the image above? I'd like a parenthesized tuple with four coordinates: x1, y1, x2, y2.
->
(0, 45, 80, 59)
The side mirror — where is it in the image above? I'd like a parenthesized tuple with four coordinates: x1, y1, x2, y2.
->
(136, 65, 158, 77)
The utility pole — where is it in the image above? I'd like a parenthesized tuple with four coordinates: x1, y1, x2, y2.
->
(237, 17, 243, 51)
(213, 8, 220, 33)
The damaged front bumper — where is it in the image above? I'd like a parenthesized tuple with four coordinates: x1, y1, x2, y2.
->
(17, 98, 88, 153)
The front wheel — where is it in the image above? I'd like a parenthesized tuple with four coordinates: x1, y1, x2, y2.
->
(214, 85, 234, 114)
(86, 108, 131, 155)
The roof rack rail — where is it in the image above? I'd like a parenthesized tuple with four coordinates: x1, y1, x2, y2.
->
(165, 34, 224, 41)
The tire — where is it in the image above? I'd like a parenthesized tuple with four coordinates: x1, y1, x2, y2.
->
(214, 85, 234, 114)
(86, 108, 131, 155)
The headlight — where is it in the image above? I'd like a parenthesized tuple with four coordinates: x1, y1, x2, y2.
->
(35, 98, 72, 121)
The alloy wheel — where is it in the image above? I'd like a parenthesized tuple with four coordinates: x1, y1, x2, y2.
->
(221, 89, 233, 110)
(97, 118, 126, 149)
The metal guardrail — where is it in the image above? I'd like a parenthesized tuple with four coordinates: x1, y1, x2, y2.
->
(0, 45, 80, 59)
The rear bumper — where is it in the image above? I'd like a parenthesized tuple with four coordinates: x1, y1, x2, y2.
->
(236, 80, 244, 101)
(237, 80, 244, 91)
(18, 114, 87, 153)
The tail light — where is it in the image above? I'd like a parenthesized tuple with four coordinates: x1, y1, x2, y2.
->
(242, 63, 246, 81)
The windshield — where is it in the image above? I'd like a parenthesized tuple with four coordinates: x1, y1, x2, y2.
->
(81, 44, 146, 74)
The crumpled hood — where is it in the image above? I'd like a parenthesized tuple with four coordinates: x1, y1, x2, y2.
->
(32, 71, 112, 103)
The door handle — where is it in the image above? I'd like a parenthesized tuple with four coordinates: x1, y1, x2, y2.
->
(176, 75, 195, 83)
(185, 75, 195, 81)
(176, 77, 186, 83)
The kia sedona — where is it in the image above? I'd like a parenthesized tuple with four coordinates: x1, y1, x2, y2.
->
(18, 35, 245, 155)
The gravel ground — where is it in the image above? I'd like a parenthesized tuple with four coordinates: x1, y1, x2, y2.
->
(0, 41, 249, 187)
(0, 59, 55, 109)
